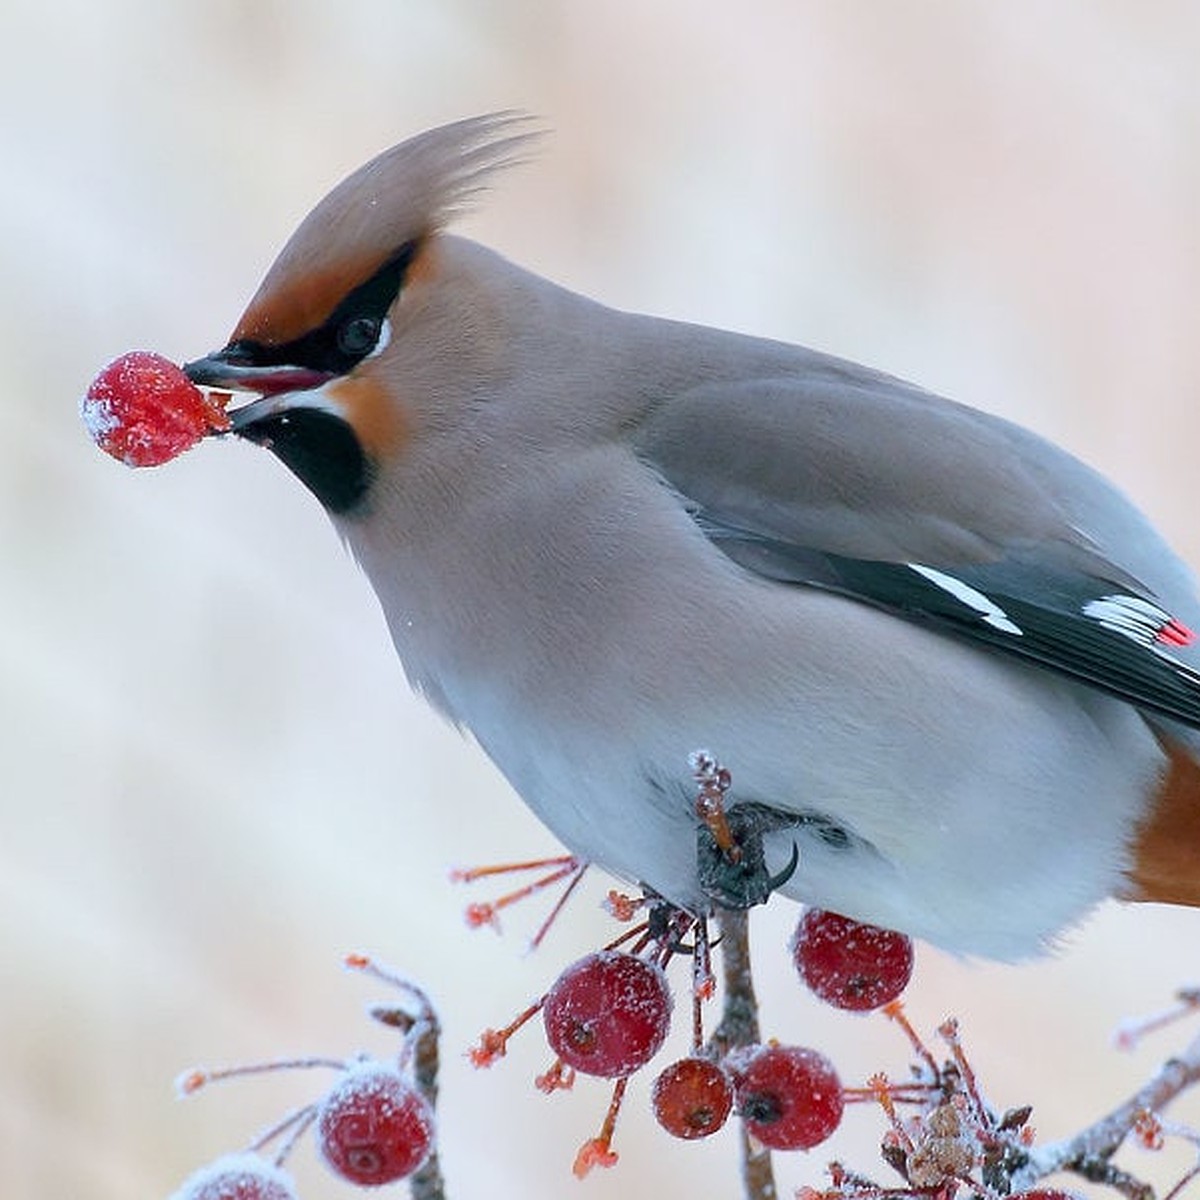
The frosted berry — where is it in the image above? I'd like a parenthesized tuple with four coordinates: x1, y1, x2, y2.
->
(732, 1044, 843, 1151)
(651, 1057, 734, 1139)
(542, 951, 672, 1078)
(316, 1063, 434, 1186)
(792, 908, 914, 1011)
(82, 350, 229, 467)
(169, 1153, 297, 1200)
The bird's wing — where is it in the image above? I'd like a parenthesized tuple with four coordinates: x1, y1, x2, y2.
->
(633, 368, 1200, 729)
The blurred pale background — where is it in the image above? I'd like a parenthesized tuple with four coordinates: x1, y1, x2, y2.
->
(4, 3, 1200, 1198)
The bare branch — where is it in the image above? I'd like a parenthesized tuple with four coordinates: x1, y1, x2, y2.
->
(710, 907, 777, 1200)
(1014, 1030, 1200, 1198)
(407, 1012, 446, 1200)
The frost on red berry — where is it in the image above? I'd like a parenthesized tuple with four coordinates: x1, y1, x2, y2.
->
(542, 950, 672, 1078)
(731, 1044, 844, 1151)
(316, 1062, 434, 1186)
(651, 1057, 734, 1140)
(169, 1153, 297, 1200)
(792, 908, 914, 1011)
(82, 350, 229, 467)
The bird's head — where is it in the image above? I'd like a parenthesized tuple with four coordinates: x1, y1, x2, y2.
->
(184, 113, 537, 514)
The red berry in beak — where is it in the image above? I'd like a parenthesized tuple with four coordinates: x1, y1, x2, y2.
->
(82, 350, 230, 467)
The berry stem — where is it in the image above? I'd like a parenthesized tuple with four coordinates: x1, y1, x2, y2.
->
(345, 955, 437, 1022)
(866, 1072, 915, 1152)
(572, 1076, 628, 1178)
(245, 1102, 318, 1166)
(463, 860, 582, 932)
(691, 917, 714, 1053)
(528, 861, 589, 951)
(177, 1057, 347, 1095)
(692, 970, 706, 1056)
(468, 997, 546, 1067)
(647, 909, 695, 971)
(598, 1074, 629, 1147)
(1164, 1161, 1200, 1200)
(449, 854, 577, 883)
(937, 1018, 987, 1125)
(842, 1082, 937, 1106)
(627, 926, 657, 957)
(881, 1001, 941, 1081)
(602, 919, 652, 953)
(1113, 987, 1200, 1052)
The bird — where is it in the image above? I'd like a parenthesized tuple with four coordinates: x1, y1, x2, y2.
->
(184, 113, 1200, 960)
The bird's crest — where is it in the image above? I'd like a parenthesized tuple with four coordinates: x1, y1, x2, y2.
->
(232, 112, 539, 345)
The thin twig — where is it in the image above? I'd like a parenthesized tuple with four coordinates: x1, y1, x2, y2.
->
(408, 1005, 445, 1200)
(710, 907, 778, 1200)
(1015, 1030, 1200, 1198)
(346, 957, 448, 1200)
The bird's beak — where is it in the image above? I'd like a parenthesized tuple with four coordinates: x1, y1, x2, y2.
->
(183, 351, 335, 432)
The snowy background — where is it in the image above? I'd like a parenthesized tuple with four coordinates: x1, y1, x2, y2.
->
(4, 3, 1200, 1198)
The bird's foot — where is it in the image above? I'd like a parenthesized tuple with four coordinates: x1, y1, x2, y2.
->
(696, 801, 800, 910)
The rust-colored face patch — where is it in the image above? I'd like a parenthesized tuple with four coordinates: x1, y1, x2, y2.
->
(1125, 737, 1200, 907)
(233, 252, 395, 347)
(231, 237, 441, 353)
(325, 372, 413, 465)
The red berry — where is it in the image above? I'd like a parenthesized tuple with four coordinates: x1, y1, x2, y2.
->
(651, 1057, 734, 1139)
(542, 951, 672, 1078)
(792, 908, 914, 1011)
(732, 1044, 843, 1151)
(82, 350, 229, 467)
(170, 1153, 297, 1200)
(316, 1063, 434, 1186)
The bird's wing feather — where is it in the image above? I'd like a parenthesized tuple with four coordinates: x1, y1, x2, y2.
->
(633, 370, 1200, 729)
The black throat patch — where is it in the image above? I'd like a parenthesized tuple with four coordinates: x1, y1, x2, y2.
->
(237, 407, 372, 514)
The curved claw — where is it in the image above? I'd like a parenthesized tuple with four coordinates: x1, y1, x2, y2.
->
(768, 841, 800, 893)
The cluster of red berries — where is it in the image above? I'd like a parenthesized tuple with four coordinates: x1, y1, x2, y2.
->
(536, 947, 850, 1153)
(466, 898, 914, 1173)
(168, 958, 435, 1200)
(165, 887, 916, 1191)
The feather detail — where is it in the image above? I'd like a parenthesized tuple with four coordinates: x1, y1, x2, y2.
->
(233, 112, 541, 346)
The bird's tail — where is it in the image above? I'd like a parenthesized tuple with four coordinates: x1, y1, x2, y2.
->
(1126, 736, 1200, 906)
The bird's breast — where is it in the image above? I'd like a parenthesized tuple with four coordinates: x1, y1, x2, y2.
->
(342, 440, 1169, 957)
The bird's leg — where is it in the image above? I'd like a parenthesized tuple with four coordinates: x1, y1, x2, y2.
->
(690, 750, 800, 910)
(697, 800, 801, 910)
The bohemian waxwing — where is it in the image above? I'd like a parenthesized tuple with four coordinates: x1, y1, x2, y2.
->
(185, 113, 1200, 960)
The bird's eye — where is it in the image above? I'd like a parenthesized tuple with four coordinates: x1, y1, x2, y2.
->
(337, 316, 381, 356)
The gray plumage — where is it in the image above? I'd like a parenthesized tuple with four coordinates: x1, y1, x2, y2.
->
(186, 116, 1200, 959)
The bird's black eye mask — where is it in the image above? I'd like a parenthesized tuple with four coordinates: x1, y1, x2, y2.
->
(221, 240, 419, 378)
